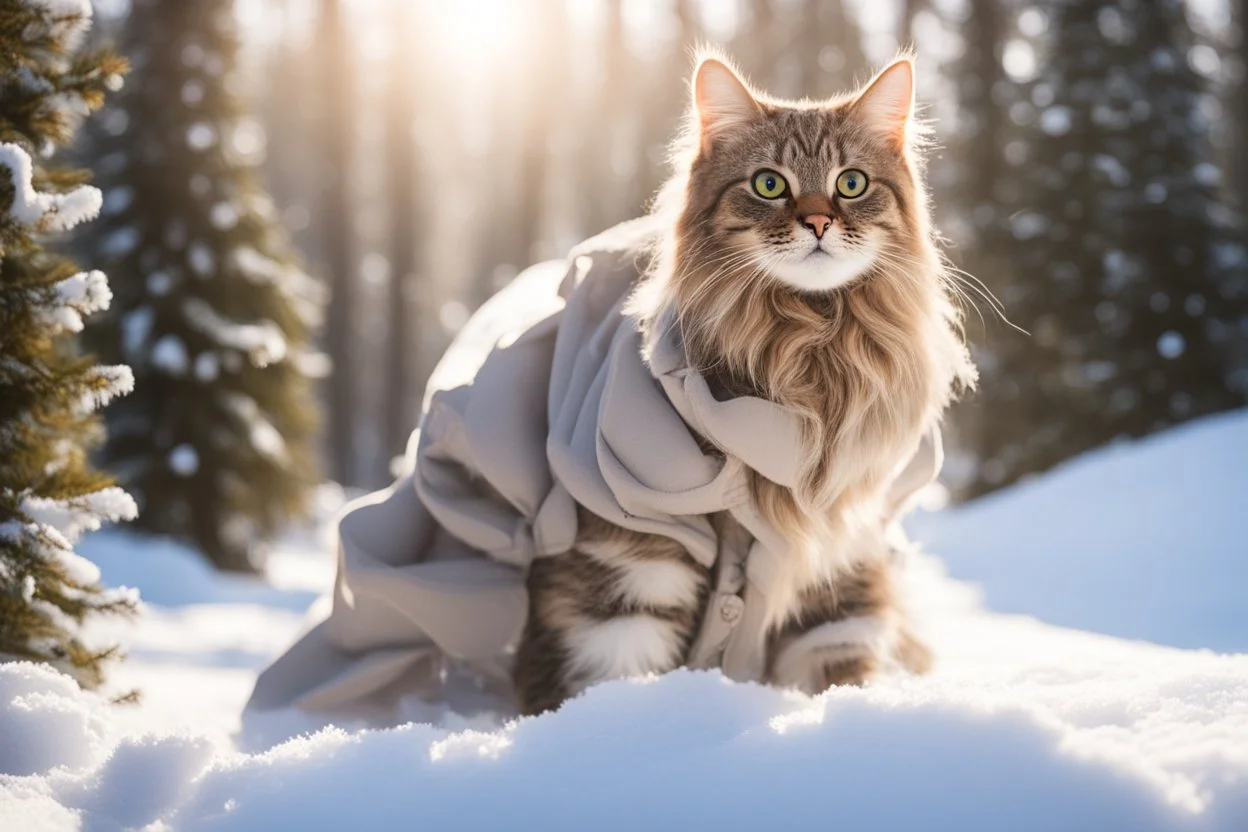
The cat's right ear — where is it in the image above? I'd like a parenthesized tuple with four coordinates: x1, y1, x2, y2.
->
(694, 58, 761, 154)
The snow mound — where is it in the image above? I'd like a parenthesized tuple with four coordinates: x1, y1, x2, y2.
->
(4, 417, 1246, 829)
(2, 660, 1246, 830)
(908, 409, 1248, 651)
(0, 664, 112, 778)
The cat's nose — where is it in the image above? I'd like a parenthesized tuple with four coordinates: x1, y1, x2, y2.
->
(801, 214, 832, 240)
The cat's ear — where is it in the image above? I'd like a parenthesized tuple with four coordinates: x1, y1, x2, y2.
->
(849, 58, 915, 151)
(694, 58, 761, 153)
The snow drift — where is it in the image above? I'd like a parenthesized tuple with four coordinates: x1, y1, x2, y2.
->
(2, 413, 1247, 830)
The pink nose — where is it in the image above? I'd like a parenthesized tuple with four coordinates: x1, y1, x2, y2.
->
(801, 213, 832, 240)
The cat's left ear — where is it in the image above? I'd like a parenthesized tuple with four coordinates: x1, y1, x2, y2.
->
(849, 58, 915, 151)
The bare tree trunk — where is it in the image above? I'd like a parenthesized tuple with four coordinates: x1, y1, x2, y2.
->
(583, 0, 629, 236)
(385, 0, 421, 467)
(1238, 0, 1248, 215)
(965, 0, 1006, 199)
(317, 0, 355, 484)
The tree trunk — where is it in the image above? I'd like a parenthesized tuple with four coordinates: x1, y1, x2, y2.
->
(385, 0, 421, 467)
(1239, 0, 1248, 214)
(317, 0, 355, 484)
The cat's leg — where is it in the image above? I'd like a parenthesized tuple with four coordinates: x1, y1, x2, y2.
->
(513, 509, 712, 715)
(765, 558, 930, 694)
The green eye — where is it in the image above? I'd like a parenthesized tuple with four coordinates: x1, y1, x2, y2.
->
(836, 169, 869, 199)
(752, 169, 788, 199)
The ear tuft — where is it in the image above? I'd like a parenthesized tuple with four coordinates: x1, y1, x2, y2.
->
(850, 58, 914, 151)
(693, 58, 761, 153)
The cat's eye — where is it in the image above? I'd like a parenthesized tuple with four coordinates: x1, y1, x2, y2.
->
(835, 169, 869, 199)
(751, 169, 788, 200)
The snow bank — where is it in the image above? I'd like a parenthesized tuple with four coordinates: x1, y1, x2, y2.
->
(4, 417, 1246, 830)
(0, 664, 112, 778)
(908, 409, 1248, 651)
(2, 655, 1245, 830)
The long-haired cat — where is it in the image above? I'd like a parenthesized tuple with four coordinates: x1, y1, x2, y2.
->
(513, 54, 975, 715)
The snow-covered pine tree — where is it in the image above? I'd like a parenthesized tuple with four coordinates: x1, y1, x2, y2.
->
(975, 0, 1248, 492)
(89, 0, 320, 573)
(0, 0, 138, 688)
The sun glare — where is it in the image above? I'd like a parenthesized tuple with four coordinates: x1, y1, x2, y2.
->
(431, 0, 523, 63)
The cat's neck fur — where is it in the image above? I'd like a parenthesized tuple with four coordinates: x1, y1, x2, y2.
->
(637, 219, 973, 587)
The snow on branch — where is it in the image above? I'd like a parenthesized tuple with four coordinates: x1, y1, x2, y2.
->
(35, 270, 113, 334)
(12, 486, 138, 594)
(23, 0, 94, 51)
(21, 487, 138, 543)
(229, 247, 326, 326)
(1, 143, 102, 232)
(221, 393, 288, 463)
(183, 298, 287, 367)
(76, 364, 135, 413)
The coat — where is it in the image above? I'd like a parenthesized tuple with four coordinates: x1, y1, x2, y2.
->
(246, 218, 943, 723)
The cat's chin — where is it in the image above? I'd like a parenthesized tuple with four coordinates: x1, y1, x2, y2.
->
(765, 249, 877, 294)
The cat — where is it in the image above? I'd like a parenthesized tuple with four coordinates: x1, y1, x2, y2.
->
(513, 53, 975, 716)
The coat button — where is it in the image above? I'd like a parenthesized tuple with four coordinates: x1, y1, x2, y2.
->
(719, 595, 744, 625)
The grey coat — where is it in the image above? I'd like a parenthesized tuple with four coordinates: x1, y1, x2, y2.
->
(247, 219, 941, 722)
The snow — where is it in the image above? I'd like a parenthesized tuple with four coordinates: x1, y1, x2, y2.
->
(0, 664, 110, 778)
(183, 299, 287, 366)
(188, 242, 216, 277)
(194, 351, 221, 382)
(35, 270, 112, 334)
(151, 334, 189, 376)
(100, 226, 139, 258)
(186, 122, 218, 152)
(146, 269, 175, 296)
(906, 410, 1248, 652)
(209, 202, 238, 230)
(221, 393, 287, 460)
(1158, 330, 1186, 359)
(2, 415, 1246, 829)
(121, 306, 154, 357)
(23, 0, 93, 51)
(168, 444, 200, 477)
(230, 245, 324, 314)
(21, 487, 138, 545)
(1038, 105, 1072, 136)
(76, 364, 134, 412)
(0, 143, 102, 232)
(229, 247, 325, 326)
(3, 487, 140, 666)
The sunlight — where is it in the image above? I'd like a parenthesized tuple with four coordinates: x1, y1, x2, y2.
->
(428, 0, 524, 64)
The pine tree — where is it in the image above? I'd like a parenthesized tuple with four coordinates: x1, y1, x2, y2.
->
(0, 0, 138, 687)
(88, 0, 320, 573)
(972, 0, 1248, 491)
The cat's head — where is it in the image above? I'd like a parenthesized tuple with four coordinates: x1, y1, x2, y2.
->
(635, 53, 973, 562)
(669, 53, 928, 295)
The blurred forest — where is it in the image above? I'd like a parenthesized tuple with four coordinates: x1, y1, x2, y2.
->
(86, 0, 1248, 504)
